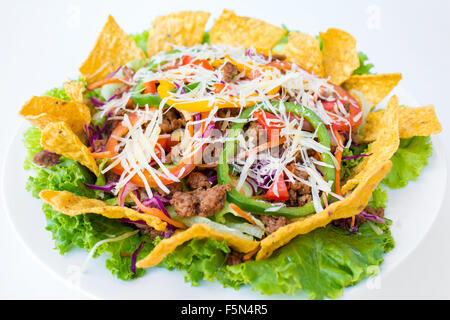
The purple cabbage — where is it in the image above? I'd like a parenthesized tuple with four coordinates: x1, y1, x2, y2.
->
(131, 241, 145, 276)
(83, 181, 116, 192)
(342, 153, 372, 161)
(89, 97, 105, 106)
(83, 118, 111, 150)
(359, 211, 386, 224)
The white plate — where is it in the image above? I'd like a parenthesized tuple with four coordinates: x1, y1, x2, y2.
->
(2, 86, 447, 299)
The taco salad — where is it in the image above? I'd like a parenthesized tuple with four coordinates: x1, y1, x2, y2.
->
(20, 10, 442, 299)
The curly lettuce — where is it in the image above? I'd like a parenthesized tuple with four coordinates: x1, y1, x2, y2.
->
(382, 136, 433, 188)
(161, 223, 394, 300)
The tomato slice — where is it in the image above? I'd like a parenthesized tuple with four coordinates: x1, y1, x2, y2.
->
(253, 110, 283, 141)
(264, 172, 289, 201)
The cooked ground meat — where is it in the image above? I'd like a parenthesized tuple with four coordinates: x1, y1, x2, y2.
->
(222, 62, 239, 82)
(288, 169, 313, 207)
(246, 121, 266, 145)
(122, 66, 135, 80)
(261, 215, 288, 233)
(226, 251, 243, 266)
(160, 108, 186, 134)
(141, 226, 164, 241)
(290, 170, 310, 194)
(271, 53, 287, 61)
(33, 151, 60, 167)
(186, 171, 211, 189)
(113, 83, 133, 97)
(157, 182, 184, 197)
(170, 184, 232, 218)
(92, 138, 107, 152)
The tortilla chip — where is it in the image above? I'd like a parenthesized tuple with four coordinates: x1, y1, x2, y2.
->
(256, 160, 392, 260)
(210, 10, 285, 51)
(19, 96, 91, 140)
(342, 95, 400, 194)
(79, 15, 145, 84)
(320, 28, 359, 85)
(39, 190, 167, 232)
(282, 32, 324, 77)
(40, 122, 99, 175)
(137, 223, 259, 268)
(147, 11, 210, 57)
(63, 81, 86, 103)
(360, 105, 442, 142)
(342, 73, 402, 107)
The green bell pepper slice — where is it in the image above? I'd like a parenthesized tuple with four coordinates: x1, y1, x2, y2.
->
(217, 101, 335, 218)
(131, 81, 200, 107)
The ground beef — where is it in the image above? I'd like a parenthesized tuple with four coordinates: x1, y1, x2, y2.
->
(33, 151, 60, 167)
(290, 170, 311, 194)
(170, 184, 232, 218)
(122, 66, 135, 80)
(91, 139, 107, 153)
(271, 53, 287, 61)
(113, 83, 133, 97)
(141, 226, 164, 241)
(226, 251, 243, 266)
(261, 215, 288, 233)
(160, 108, 186, 134)
(288, 169, 313, 207)
(222, 62, 239, 82)
(186, 171, 211, 189)
(157, 182, 184, 197)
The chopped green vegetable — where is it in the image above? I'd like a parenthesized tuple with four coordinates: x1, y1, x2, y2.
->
(382, 136, 433, 188)
(353, 52, 374, 75)
(160, 223, 394, 299)
(129, 30, 149, 55)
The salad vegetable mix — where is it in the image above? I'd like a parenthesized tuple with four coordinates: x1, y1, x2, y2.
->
(20, 10, 441, 299)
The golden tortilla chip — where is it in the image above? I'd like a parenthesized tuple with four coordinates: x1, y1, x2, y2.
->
(39, 190, 167, 231)
(342, 95, 400, 194)
(79, 15, 145, 84)
(360, 105, 442, 142)
(282, 31, 324, 77)
(320, 28, 359, 85)
(41, 122, 99, 175)
(19, 96, 91, 140)
(342, 73, 402, 107)
(256, 160, 392, 260)
(210, 9, 285, 51)
(63, 81, 86, 103)
(147, 11, 210, 57)
(137, 223, 259, 268)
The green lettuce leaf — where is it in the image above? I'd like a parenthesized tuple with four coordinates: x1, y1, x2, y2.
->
(368, 185, 388, 209)
(43, 204, 154, 279)
(160, 223, 394, 299)
(130, 30, 149, 55)
(382, 136, 433, 188)
(23, 102, 151, 280)
(352, 52, 374, 75)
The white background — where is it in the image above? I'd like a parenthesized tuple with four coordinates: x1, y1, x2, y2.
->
(1, 0, 449, 299)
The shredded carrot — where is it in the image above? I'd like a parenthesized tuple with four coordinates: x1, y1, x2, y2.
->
(129, 192, 187, 229)
(87, 77, 127, 91)
(91, 150, 114, 159)
(333, 129, 343, 196)
(243, 246, 260, 261)
(350, 215, 356, 228)
(229, 203, 257, 225)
